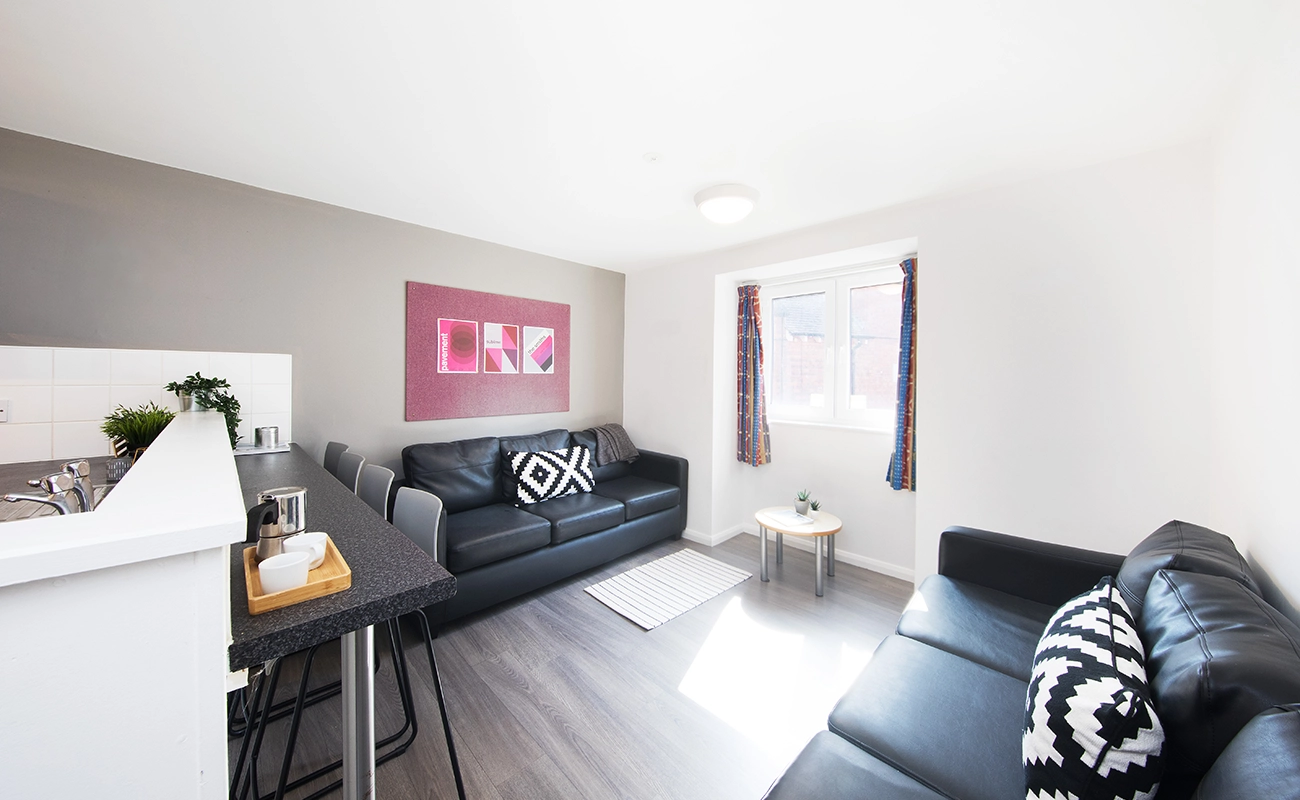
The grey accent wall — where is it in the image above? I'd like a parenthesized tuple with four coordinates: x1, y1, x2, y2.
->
(0, 128, 625, 473)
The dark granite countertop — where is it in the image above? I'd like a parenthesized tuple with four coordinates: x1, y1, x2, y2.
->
(229, 444, 455, 670)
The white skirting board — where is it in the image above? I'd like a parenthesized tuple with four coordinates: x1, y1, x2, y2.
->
(686, 524, 914, 582)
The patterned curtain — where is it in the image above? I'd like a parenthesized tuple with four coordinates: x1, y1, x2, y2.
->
(887, 258, 917, 490)
(737, 285, 772, 466)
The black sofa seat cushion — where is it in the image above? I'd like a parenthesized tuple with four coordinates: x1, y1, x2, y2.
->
(523, 492, 626, 544)
(592, 476, 680, 520)
(828, 636, 1028, 800)
(1192, 705, 1300, 800)
(1138, 569, 1300, 799)
(1116, 520, 1260, 619)
(763, 731, 946, 800)
(896, 574, 1057, 681)
(445, 504, 551, 573)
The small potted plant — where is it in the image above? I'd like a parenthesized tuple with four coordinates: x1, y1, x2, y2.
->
(165, 372, 242, 448)
(794, 489, 811, 516)
(101, 402, 177, 473)
(809, 499, 822, 518)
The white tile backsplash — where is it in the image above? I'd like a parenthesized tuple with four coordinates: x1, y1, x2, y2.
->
(209, 352, 253, 385)
(53, 385, 111, 422)
(251, 353, 292, 385)
(52, 421, 112, 460)
(110, 385, 163, 410)
(53, 348, 109, 385)
(0, 346, 291, 463)
(110, 349, 163, 386)
(0, 423, 53, 463)
(0, 347, 54, 386)
(0, 385, 53, 424)
(248, 383, 291, 414)
(162, 351, 211, 384)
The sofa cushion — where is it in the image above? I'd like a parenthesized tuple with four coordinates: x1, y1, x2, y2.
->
(1139, 569, 1300, 799)
(445, 504, 551, 572)
(571, 429, 633, 483)
(523, 492, 625, 544)
(1192, 705, 1300, 800)
(828, 636, 1028, 800)
(1117, 520, 1259, 619)
(896, 574, 1056, 681)
(762, 731, 946, 800)
(499, 429, 571, 500)
(592, 476, 680, 520)
(1024, 577, 1165, 800)
(402, 436, 503, 513)
(507, 446, 595, 504)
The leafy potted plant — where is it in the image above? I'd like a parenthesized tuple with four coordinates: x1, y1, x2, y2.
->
(164, 372, 242, 448)
(795, 489, 811, 516)
(101, 402, 176, 465)
(809, 499, 822, 518)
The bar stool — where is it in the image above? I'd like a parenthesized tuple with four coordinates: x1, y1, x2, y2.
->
(323, 441, 349, 478)
(335, 452, 365, 493)
(357, 464, 395, 520)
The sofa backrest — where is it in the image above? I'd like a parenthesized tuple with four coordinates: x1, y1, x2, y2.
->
(402, 436, 504, 513)
(570, 429, 632, 483)
(1116, 520, 1260, 618)
(1192, 704, 1300, 800)
(1138, 569, 1300, 799)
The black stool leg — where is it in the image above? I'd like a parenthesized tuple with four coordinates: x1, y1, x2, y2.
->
(413, 609, 466, 800)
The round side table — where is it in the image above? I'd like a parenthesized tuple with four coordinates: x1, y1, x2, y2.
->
(754, 506, 843, 596)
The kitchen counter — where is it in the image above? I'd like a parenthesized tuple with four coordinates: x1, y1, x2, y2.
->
(228, 444, 455, 670)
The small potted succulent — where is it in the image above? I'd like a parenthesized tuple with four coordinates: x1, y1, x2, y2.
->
(101, 402, 177, 477)
(165, 372, 242, 448)
(809, 499, 822, 518)
(794, 489, 811, 516)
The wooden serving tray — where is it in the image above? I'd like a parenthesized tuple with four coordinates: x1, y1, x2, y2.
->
(243, 535, 352, 615)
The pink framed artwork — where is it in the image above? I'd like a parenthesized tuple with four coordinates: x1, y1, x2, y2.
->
(406, 282, 570, 420)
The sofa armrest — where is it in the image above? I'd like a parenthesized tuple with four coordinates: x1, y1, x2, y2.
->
(628, 450, 689, 534)
(938, 526, 1125, 607)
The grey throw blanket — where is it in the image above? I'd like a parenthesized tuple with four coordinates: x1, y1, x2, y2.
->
(591, 423, 640, 466)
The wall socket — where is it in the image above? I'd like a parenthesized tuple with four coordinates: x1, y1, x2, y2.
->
(0, 399, 8, 423)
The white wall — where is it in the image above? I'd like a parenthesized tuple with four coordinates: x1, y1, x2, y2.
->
(1211, 1, 1300, 617)
(0, 346, 291, 463)
(626, 140, 1216, 583)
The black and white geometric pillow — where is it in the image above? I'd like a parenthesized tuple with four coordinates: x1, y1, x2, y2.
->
(1024, 576, 1165, 800)
(509, 446, 594, 505)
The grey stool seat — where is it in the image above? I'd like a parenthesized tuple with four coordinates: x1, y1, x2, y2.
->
(358, 464, 395, 520)
(335, 451, 365, 493)
(323, 441, 349, 478)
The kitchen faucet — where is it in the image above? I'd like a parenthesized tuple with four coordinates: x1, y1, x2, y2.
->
(5, 472, 78, 515)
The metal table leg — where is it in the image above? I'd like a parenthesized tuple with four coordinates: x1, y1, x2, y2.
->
(760, 525, 768, 581)
(827, 534, 835, 576)
(776, 532, 784, 564)
(341, 626, 376, 800)
(815, 538, 824, 597)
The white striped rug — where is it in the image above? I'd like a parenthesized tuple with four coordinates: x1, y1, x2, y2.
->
(585, 548, 751, 630)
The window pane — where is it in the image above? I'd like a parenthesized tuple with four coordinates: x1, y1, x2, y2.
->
(770, 292, 826, 407)
(849, 284, 903, 412)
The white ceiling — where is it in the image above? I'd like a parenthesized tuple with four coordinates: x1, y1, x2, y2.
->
(0, 1, 1267, 271)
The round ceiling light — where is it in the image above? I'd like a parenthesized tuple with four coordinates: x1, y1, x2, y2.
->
(694, 184, 759, 224)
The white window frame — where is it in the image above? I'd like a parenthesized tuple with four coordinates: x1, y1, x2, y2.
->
(760, 264, 904, 431)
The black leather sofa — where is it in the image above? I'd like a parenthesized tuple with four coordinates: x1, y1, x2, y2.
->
(399, 427, 687, 623)
(764, 521, 1300, 800)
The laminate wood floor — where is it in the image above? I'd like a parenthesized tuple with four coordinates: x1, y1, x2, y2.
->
(228, 535, 913, 800)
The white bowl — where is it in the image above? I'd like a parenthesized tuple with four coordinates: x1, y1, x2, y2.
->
(283, 531, 328, 570)
(259, 551, 311, 594)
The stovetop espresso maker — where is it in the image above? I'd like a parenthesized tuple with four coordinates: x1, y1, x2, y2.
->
(246, 486, 307, 562)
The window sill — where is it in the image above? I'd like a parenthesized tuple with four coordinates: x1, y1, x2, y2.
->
(768, 418, 895, 435)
